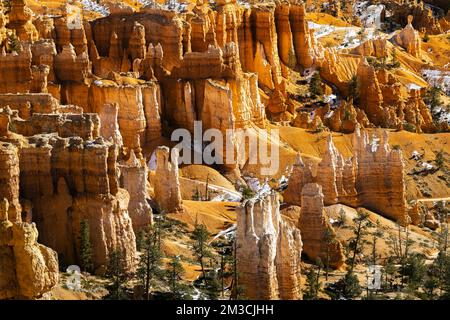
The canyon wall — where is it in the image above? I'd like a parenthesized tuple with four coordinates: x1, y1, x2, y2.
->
(284, 127, 410, 224)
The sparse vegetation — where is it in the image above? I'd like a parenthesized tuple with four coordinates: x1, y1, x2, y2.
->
(166, 256, 186, 299)
(136, 225, 163, 300)
(240, 186, 255, 200)
(348, 75, 359, 103)
(435, 150, 445, 169)
(79, 220, 93, 273)
(6, 32, 21, 54)
(304, 267, 321, 300)
(105, 249, 132, 300)
(310, 72, 324, 97)
(191, 221, 213, 286)
(403, 122, 417, 133)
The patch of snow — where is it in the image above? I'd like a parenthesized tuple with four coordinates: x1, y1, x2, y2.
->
(354, 2, 385, 28)
(324, 94, 337, 104)
(163, 0, 187, 12)
(246, 177, 261, 193)
(243, 177, 272, 200)
(192, 287, 202, 300)
(308, 22, 336, 39)
(371, 137, 380, 153)
(407, 83, 423, 91)
(148, 151, 157, 171)
(338, 27, 378, 50)
(211, 225, 236, 242)
(81, 0, 110, 17)
(422, 69, 450, 95)
(325, 110, 334, 119)
(411, 151, 422, 160)
(422, 162, 435, 170)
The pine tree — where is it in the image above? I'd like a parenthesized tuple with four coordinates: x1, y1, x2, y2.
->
(383, 257, 397, 291)
(326, 270, 362, 300)
(304, 268, 321, 300)
(135, 229, 146, 252)
(310, 72, 324, 97)
(2, 0, 11, 14)
(435, 151, 445, 170)
(166, 256, 185, 299)
(192, 187, 202, 201)
(424, 86, 443, 123)
(206, 263, 221, 299)
(323, 228, 334, 281)
(241, 186, 255, 200)
(105, 249, 131, 300)
(371, 220, 383, 267)
(136, 225, 163, 300)
(390, 48, 401, 69)
(348, 209, 370, 273)
(348, 75, 359, 103)
(6, 32, 21, 53)
(191, 221, 212, 286)
(401, 254, 426, 291)
(423, 274, 439, 299)
(79, 220, 93, 273)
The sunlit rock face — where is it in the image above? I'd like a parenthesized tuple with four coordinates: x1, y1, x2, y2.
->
(0, 199, 59, 300)
(236, 192, 302, 300)
(17, 135, 137, 273)
(299, 183, 345, 269)
(284, 127, 409, 225)
(0, 141, 58, 299)
(153, 146, 183, 214)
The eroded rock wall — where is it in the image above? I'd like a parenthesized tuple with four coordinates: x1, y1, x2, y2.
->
(236, 192, 302, 300)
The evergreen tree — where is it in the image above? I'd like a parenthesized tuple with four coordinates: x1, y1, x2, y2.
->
(371, 220, 383, 266)
(348, 209, 370, 273)
(105, 249, 131, 300)
(348, 75, 359, 103)
(2, 0, 11, 14)
(423, 274, 439, 299)
(166, 256, 185, 299)
(191, 221, 212, 286)
(304, 268, 321, 300)
(326, 271, 362, 300)
(435, 151, 445, 170)
(424, 86, 443, 123)
(241, 186, 255, 200)
(390, 48, 401, 69)
(206, 264, 221, 299)
(135, 229, 146, 252)
(440, 254, 450, 299)
(192, 187, 202, 201)
(136, 225, 163, 300)
(323, 228, 334, 281)
(383, 257, 397, 291)
(401, 254, 426, 291)
(310, 72, 324, 97)
(6, 32, 21, 53)
(79, 220, 93, 273)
